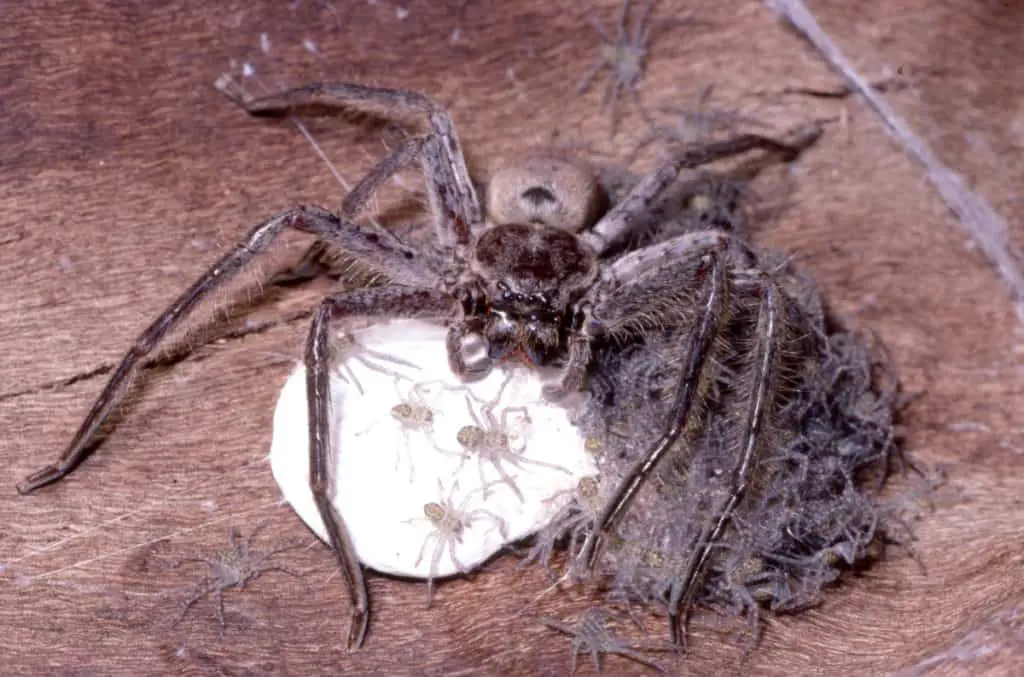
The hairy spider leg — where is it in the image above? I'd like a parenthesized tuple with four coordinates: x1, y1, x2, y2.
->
(17, 205, 448, 651)
(547, 126, 818, 391)
(664, 277, 783, 646)
(583, 126, 822, 257)
(574, 247, 727, 574)
(218, 78, 482, 249)
(16, 206, 427, 495)
(307, 286, 455, 646)
(268, 135, 427, 286)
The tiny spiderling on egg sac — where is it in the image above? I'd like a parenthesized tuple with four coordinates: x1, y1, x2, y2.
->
(17, 70, 913, 672)
(268, 317, 597, 585)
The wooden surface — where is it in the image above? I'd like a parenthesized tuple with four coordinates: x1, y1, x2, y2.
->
(1, 1, 1023, 675)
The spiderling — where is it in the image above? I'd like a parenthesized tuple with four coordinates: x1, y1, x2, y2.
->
(578, 0, 687, 138)
(171, 524, 304, 631)
(404, 478, 509, 606)
(540, 607, 673, 674)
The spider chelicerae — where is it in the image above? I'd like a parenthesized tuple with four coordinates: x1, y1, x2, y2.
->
(17, 76, 821, 650)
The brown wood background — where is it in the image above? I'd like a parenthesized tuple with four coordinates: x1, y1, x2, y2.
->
(2, 1, 1022, 675)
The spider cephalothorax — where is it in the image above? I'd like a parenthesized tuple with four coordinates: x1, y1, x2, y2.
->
(444, 150, 608, 377)
(453, 221, 599, 374)
(18, 78, 822, 650)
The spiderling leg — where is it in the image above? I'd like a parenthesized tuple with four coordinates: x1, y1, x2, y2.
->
(541, 608, 671, 674)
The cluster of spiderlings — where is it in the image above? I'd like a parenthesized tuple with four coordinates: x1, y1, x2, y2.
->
(624, 174, 760, 253)
(527, 237, 909, 651)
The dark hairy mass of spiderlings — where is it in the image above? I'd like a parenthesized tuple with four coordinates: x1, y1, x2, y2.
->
(523, 191, 918, 662)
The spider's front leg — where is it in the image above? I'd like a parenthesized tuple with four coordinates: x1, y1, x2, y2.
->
(662, 271, 786, 646)
(305, 285, 456, 649)
(552, 229, 729, 396)
(571, 232, 789, 646)
(568, 231, 732, 567)
(17, 205, 437, 494)
(17, 206, 415, 494)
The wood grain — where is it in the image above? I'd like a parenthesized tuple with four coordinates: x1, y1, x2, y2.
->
(1, 1, 1022, 675)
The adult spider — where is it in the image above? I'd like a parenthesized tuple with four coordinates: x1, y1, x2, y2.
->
(17, 76, 820, 649)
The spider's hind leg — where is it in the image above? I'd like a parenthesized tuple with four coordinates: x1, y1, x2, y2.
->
(216, 78, 482, 248)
